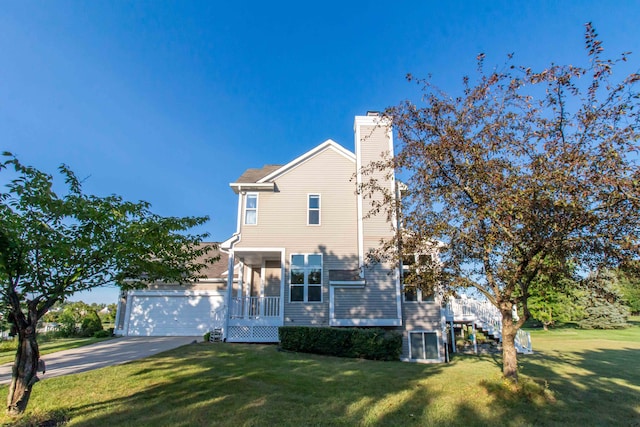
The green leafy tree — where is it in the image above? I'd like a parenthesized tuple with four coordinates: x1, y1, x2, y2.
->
(80, 309, 103, 337)
(527, 276, 585, 330)
(0, 154, 217, 415)
(360, 24, 640, 381)
(57, 303, 84, 337)
(577, 270, 630, 329)
(98, 303, 118, 324)
(51, 301, 92, 337)
(613, 263, 640, 314)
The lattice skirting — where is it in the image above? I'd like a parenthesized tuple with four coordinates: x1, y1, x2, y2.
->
(227, 325, 279, 342)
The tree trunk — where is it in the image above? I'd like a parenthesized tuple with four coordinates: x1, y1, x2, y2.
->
(500, 305, 519, 382)
(6, 324, 41, 416)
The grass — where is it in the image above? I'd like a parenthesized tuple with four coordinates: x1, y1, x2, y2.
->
(0, 336, 113, 365)
(0, 320, 638, 426)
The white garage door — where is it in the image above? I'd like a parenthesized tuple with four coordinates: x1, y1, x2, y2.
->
(126, 292, 225, 336)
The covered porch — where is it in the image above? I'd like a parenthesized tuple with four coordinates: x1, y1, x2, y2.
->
(224, 248, 285, 342)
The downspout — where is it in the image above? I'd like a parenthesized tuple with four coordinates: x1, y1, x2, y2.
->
(220, 192, 244, 340)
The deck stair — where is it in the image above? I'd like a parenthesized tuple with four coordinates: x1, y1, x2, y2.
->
(209, 328, 223, 342)
(209, 305, 228, 342)
(445, 298, 532, 354)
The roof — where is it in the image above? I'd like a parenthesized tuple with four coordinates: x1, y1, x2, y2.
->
(234, 165, 283, 184)
(193, 243, 232, 279)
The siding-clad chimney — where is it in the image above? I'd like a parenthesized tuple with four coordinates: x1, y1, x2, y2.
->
(354, 114, 395, 272)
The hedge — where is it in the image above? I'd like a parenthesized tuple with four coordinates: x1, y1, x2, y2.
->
(278, 326, 402, 361)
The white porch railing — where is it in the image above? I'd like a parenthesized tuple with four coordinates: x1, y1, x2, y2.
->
(445, 298, 533, 354)
(230, 296, 281, 319)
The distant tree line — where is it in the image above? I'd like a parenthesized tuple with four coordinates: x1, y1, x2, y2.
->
(527, 265, 639, 329)
(40, 301, 117, 338)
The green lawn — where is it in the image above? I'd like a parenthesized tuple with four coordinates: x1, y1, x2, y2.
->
(1, 321, 639, 426)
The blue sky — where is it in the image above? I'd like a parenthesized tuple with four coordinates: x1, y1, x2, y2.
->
(2, 1, 639, 303)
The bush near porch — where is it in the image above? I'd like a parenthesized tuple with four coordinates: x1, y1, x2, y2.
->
(278, 326, 402, 361)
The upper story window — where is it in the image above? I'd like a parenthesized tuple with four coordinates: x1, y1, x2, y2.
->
(290, 254, 322, 302)
(308, 194, 320, 225)
(402, 255, 435, 303)
(244, 193, 258, 225)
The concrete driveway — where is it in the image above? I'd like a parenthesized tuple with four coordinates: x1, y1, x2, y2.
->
(0, 336, 199, 384)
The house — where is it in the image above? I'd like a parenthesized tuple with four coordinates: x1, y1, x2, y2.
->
(115, 112, 449, 362)
(218, 112, 446, 362)
(115, 112, 534, 359)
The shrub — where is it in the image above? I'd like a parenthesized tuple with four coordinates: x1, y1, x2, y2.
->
(80, 310, 103, 337)
(279, 326, 402, 361)
(203, 331, 211, 342)
(93, 330, 111, 338)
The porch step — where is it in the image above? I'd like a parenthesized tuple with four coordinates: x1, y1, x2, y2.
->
(209, 328, 223, 343)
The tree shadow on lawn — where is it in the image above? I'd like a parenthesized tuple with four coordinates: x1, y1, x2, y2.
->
(60, 343, 456, 427)
(483, 346, 640, 426)
(13, 343, 639, 426)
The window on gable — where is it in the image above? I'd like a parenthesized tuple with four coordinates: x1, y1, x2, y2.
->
(308, 194, 320, 225)
(245, 193, 258, 225)
(290, 254, 322, 302)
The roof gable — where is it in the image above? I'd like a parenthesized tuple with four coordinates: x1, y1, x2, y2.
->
(258, 139, 355, 183)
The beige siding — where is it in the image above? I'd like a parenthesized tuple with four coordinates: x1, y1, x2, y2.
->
(264, 260, 280, 297)
(402, 302, 445, 360)
(237, 147, 358, 254)
(235, 147, 359, 327)
(284, 302, 329, 326)
(336, 121, 400, 321)
(359, 124, 395, 253)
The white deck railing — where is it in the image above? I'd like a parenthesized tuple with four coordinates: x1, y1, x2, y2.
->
(230, 296, 281, 319)
(445, 298, 533, 354)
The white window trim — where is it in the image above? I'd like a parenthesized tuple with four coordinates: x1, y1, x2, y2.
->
(402, 284, 435, 303)
(402, 262, 435, 303)
(244, 193, 258, 225)
(307, 194, 321, 226)
(409, 331, 440, 361)
(289, 253, 323, 303)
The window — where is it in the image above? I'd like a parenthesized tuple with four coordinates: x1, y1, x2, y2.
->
(402, 284, 435, 302)
(290, 254, 322, 302)
(244, 193, 258, 225)
(402, 255, 436, 302)
(409, 331, 439, 360)
(308, 194, 320, 225)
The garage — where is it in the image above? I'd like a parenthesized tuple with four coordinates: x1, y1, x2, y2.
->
(121, 290, 226, 336)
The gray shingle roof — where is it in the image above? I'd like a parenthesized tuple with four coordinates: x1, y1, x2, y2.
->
(234, 165, 283, 183)
(193, 243, 233, 279)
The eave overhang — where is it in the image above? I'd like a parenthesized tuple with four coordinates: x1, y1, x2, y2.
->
(229, 182, 276, 194)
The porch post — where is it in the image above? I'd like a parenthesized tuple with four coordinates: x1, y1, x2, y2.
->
(450, 321, 456, 353)
(280, 250, 286, 321)
(472, 323, 478, 354)
(225, 251, 235, 338)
